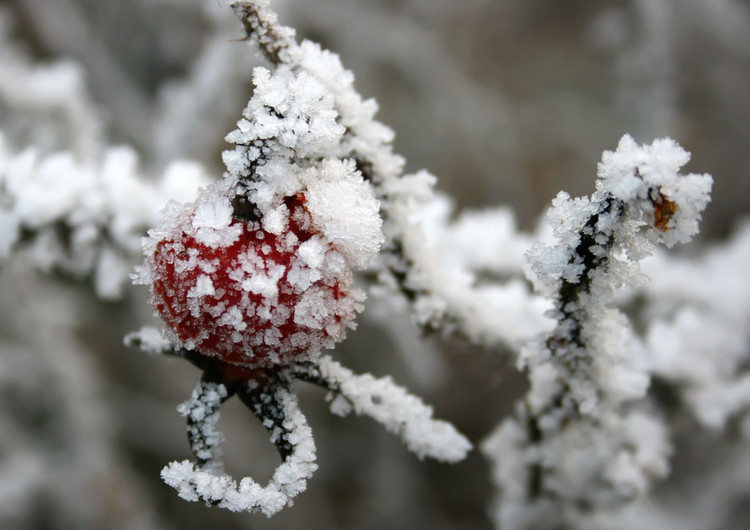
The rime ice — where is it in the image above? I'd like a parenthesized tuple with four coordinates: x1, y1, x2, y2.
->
(313, 356, 472, 463)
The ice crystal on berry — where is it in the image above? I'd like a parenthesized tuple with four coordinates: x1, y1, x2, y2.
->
(139, 190, 365, 367)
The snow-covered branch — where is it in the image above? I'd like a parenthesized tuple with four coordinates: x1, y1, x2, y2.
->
(0, 134, 210, 298)
(161, 377, 317, 516)
(290, 356, 472, 463)
(482, 135, 712, 530)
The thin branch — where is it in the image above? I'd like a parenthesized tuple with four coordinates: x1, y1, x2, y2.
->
(229, 0, 298, 65)
(161, 381, 317, 516)
(180, 377, 234, 472)
(289, 356, 472, 463)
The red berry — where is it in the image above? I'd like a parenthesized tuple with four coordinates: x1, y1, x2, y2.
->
(148, 195, 363, 367)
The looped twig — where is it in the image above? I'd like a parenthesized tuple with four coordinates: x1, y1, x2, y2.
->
(161, 371, 317, 516)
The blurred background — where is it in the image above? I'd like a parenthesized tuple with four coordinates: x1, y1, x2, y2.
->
(1, 0, 749, 529)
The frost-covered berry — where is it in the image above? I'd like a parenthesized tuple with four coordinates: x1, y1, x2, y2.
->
(143, 193, 364, 367)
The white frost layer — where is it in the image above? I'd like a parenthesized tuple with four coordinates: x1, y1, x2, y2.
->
(380, 170, 552, 347)
(301, 160, 384, 269)
(637, 222, 750, 430)
(482, 408, 671, 530)
(598, 134, 712, 247)
(123, 326, 174, 355)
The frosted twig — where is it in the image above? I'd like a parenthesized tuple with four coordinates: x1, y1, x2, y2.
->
(377, 175, 551, 347)
(179, 378, 233, 472)
(229, 0, 298, 65)
(161, 379, 317, 516)
(126, 331, 471, 513)
(0, 133, 210, 298)
(482, 135, 712, 530)
(290, 356, 472, 463)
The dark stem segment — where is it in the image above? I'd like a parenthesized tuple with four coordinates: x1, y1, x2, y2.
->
(554, 195, 618, 349)
(526, 413, 544, 500)
(286, 362, 336, 391)
(230, 1, 296, 65)
(286, 361, 361, 408)
(525, 195, 621, 503)
(143, 344, 299, 463)
(237, 378, 295, 461)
